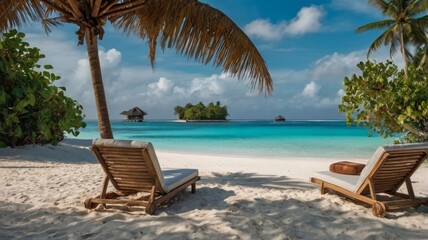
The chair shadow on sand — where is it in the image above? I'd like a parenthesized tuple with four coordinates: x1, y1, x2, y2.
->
(1, 172, 428, 239)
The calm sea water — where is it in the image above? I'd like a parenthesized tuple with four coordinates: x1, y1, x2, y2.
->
(69, 120, 394, 159)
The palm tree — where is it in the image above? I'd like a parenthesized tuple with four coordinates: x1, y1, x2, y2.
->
(356, 0, 428, 69)
(0, 0, 273, 139)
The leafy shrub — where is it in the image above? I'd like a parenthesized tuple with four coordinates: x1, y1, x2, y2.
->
(0, 30, 86, 147)
(174, 101, 228, 120)
(339, 60, 428, 143)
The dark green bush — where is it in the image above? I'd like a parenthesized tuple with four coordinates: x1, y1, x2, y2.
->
(0, 30, 86, 147)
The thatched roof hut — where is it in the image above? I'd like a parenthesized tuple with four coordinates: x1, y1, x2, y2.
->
(274, 115, 286, 122)
(121, 107, 147, 122)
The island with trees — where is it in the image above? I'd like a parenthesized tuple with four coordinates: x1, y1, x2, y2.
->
(174, 101, 228, 121)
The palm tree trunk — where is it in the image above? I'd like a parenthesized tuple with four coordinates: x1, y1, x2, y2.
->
(399, 24, 408, 74)
(85, 30, 114, 139)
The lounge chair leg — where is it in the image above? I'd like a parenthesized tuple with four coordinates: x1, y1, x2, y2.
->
(405, 177, 415, 199)
(368, 179, 377, 201)
(100, 175, 109, 207)
(145, 186, 156, 215)
(320, 182, 326, 195)
(84, 198, 98, 209)
(191, 183, 196, 193)
(145, 203, 156, 215)
(372, 201, 386, 218)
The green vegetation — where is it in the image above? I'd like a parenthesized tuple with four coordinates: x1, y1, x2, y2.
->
(174, 102, 228, 120)
(341, 0, 428, 143)
(339, 61, 428, 143)
(356, 0, 428, 70)
(0, 1, 272, 139)
(0, 30, 86, 148)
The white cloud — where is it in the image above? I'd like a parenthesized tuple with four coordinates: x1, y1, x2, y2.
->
(244, 5, 325, 41)
(302, 81, 319, 98)
(100, 48, 121, 67)
(244, 19, 286, 41)
(311, 51, 364, 81)
(23, 29, 396, 120)
(147, 77, 174, 97)
(286, 5, 325, 35)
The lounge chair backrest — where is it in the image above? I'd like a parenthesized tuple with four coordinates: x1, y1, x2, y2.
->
(92, 139, 167, 194)
(355, 143, 428, 194)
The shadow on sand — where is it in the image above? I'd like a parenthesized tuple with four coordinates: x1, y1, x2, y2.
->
(1, 172, 427, 239)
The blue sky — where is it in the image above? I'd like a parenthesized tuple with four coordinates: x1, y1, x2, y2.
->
(19, 0, 399, 120)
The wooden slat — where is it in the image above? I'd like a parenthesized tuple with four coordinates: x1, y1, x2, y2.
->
(116, 179, 149, 187)
(388, 153, 422, 158)
(114, 174, 153, 181)
(374, 180, 403, 185)
(379, 167, 414, 172)
(379, 164, 414, 170)
(107, 164, 148, 170)
(376, 169, 414, 175)
(103, 155, 145, 161)
(384, 158, 419, 163)
(115, 177, 150, 184)
(117, 185, 152, 191)
(114, 175, 153, 181)
(105, 159, 145, 164)
(106, 163, 148, 168)
(109, 170, 149, 176)
(388, 150, 426, 155)
(116, 185, 147, 191)
(99, 149, 142, 154)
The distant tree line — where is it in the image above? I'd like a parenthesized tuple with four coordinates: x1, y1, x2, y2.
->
(174, 101, 228, 120)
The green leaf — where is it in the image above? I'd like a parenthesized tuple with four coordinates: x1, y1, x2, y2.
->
(0, 30, 85, 146)
(28, 94, 36, 106)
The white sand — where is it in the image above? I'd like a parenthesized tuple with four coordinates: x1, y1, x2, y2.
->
(1, 139, 427, 239)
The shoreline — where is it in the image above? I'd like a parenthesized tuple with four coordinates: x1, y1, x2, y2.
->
(1, 139, 427, 239)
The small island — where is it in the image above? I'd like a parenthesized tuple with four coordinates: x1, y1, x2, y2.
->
(174, 101, 228, 121)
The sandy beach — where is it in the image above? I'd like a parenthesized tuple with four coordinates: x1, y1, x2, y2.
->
(1, 139, 427, 239)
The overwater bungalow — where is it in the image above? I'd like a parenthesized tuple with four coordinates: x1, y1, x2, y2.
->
(120, 107, 147, 122)
(274, 115, 286, 122)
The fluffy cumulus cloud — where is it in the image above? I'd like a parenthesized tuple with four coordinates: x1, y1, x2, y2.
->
(311, 51, 364, 82)
(244, 5, 325, 40)
(302, 81, 319, 98)
(24, 30, 383, 120)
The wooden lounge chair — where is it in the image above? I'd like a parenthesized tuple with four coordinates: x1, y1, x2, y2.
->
(311, 143, 428, 217)
(84, 139, 200, 214)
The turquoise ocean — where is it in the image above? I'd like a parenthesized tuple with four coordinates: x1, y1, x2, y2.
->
(70, 120, 394, 159)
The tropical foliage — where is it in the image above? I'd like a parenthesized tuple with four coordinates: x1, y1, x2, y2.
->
(341, 0, 428, 143)
(339, 60, 428, 143)
(356, 0, 428, 69)
(0, 30, 86, 148)
(174, 102, 228, 120)
(0, 0, 272, 139)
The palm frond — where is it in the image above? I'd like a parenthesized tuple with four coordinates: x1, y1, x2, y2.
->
(389, 33, 400, 57)
(113, 0, 272, 94)
(405, 0, 428, 16)
(368, 0, 390, 13)
(42, 17, 63, 33)
(0, 0, 45, 31)
(366, 28, 395, 58)
(406, 19, 428, 45)
(356, 19, 395, 33)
